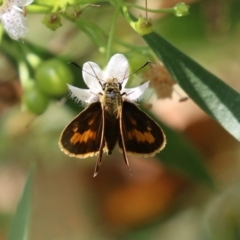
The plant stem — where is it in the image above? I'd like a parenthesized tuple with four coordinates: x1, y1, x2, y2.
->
(125, 3, 175, 14)
(105, 6, 119, 63)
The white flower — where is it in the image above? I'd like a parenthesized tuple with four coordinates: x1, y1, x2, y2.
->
(0, 0, 33, 40)
(67, 53, 149, 105)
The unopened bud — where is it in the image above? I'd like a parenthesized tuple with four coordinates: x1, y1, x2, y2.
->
(42, 12, 62, 31)
(64, 4, 82, 21)
(173, 2, 189, 17)
(134, 15, 153, 36)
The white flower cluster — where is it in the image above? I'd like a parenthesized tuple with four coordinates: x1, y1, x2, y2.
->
(0, 0, 33, 40)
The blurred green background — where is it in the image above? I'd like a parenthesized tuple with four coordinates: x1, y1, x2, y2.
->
(1, 0, 240, 239)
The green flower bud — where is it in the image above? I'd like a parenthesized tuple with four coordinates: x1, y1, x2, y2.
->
(134, 15, 153, 36)
(63, 3, 82, 21)
(42, 12, 62, 31)
(173, 2, 189, 17)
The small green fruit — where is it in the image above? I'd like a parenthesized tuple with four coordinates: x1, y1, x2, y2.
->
(35, 59, 74, 97)
(22, 83, 49, 115)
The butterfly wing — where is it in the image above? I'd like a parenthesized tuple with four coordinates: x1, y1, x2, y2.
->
(59, 102, 104, 158)
(119, 101, 166, 156)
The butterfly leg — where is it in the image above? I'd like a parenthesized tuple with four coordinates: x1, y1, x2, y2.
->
(119, 106, 132, 176)
(94, 150, 103, 177)
(93, 106, 106, 177)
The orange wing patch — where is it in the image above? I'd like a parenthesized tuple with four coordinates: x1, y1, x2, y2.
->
(127, 129, 155, 143)
(70, 130, 97, 145)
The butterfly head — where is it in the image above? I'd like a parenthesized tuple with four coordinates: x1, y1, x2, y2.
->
(102, 78, 122, 99)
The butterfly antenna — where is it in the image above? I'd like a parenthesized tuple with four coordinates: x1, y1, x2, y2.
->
(121, 61, 151, 83)
(122, 66, 129, 82)
(69, 61, 81, 69)
(88, 62, 104, 87)
(69, 61, 104, 87)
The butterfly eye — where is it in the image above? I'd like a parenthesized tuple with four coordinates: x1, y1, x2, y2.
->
(102, 83, 106, 90)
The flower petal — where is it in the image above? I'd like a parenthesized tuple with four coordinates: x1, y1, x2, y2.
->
(9, 0, 34, 7)
(104, 54, 129, 88)
(123, 81, 149, 101)
(67, 84, 93, 104)
(1, 8, 28, 40)
(82, 61, 103, 93)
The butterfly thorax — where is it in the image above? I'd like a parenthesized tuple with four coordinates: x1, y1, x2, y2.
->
(101, 78, 122, 118)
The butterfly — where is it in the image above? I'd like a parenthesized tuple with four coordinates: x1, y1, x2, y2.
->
(59, 53, 166, 177)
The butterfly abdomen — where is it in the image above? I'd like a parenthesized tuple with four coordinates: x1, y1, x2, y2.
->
(104, 113, 120, 155)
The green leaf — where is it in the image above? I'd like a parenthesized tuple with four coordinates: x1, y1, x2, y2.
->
(7, 165, 35, 240)
(145, 109, 214, 186)
(143, 32, 240, 141)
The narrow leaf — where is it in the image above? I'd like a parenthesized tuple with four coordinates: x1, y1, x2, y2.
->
(143, 32, 240, 141)
(8, 165, 35, 240)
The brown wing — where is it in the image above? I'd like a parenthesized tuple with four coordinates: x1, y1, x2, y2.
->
(118, 101, 166, 157)
(59, 102, 104, 158)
